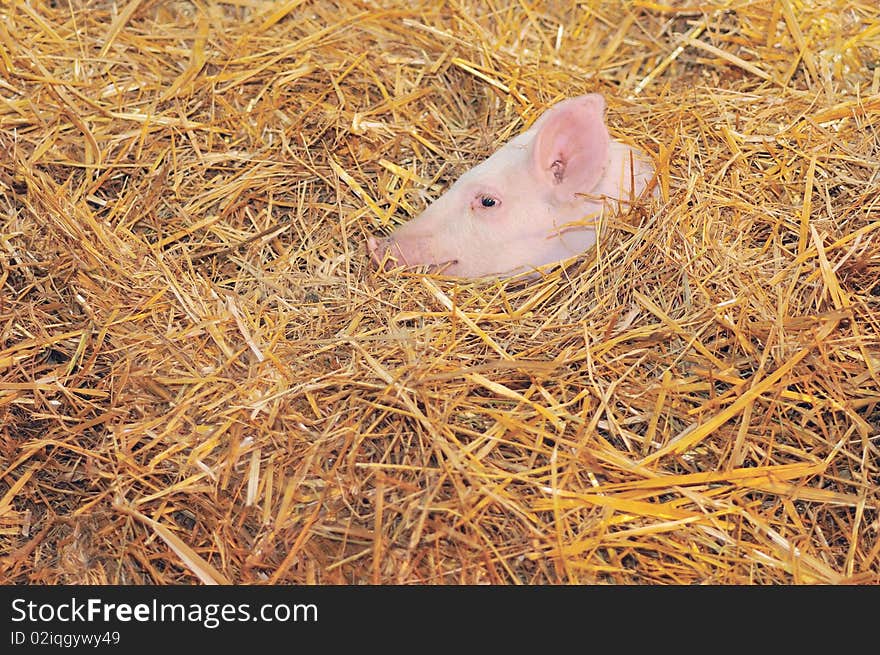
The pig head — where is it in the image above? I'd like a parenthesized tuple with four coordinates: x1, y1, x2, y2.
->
(367, 93, 655, 278)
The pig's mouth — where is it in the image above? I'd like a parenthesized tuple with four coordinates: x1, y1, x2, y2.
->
(367, 236, 460, 275)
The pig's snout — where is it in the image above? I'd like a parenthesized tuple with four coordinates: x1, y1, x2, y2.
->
(366, 235, 388, 268)
(367, 235, 404, 272)
(367, 234, 459, 274)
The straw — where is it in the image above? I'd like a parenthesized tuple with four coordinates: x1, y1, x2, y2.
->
(0, 0, 877, 584)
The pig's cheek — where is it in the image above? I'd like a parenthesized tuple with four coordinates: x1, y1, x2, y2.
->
(471, 205, 513, 232)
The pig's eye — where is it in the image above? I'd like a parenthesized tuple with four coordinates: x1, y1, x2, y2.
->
(474, 194, 501, 210)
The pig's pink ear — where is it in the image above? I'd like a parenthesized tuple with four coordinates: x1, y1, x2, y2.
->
(531, 94, 610, 202)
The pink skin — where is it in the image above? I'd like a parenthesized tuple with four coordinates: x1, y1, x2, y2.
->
(367, 94, 655, 278)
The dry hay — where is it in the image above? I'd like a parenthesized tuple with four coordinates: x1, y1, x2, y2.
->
(1, 0, 878, 585)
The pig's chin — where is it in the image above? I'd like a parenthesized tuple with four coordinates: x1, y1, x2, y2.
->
(390, 259, 462, 275)
(388, 250, 461, 275)
(398, 258, 463, 276)
(368, 235, 462, 275)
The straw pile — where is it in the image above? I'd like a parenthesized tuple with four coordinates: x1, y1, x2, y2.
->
(1, 0, 878, 585)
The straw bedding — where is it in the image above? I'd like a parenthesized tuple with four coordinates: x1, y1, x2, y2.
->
(1, 0, 878, 584)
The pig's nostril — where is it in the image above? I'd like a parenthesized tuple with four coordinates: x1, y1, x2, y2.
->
(367, 236, 384, 260)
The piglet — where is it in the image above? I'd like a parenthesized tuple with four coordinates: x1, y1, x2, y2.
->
(367, 94, 655, 278)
